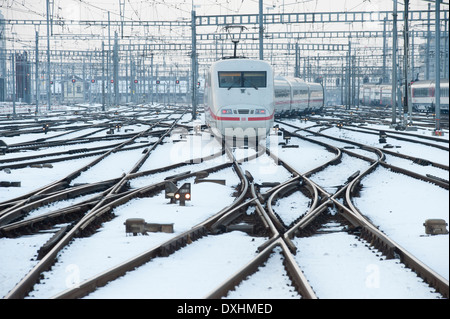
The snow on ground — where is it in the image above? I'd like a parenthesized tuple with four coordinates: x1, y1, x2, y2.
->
(84, 232, 268, 299)
(309, 153, 371, 193)
(0, 156, 95, 202)
(225, 247, 301, 299)
(0, 139, 120, 162)
(71, 147, 148, 184)
(0, 232, 53, 298)
(0, 106, 448, 299)
(293, 224, 442, 299)
(273, 136, 336, 174)
(272, 190, 310, 226)
(139, 133, 225, 171)
(353, 166, 449, 280)
(26, 174, 240, 298)
(324, 126, 449, 166)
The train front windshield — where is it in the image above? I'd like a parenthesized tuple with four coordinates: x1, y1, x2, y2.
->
(218, 71, 267, 89)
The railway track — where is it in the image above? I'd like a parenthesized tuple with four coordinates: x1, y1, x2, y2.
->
(1, 105, 448, 299)
(324, 105, 449, 130)
(1, 106, 192, 297)
(274, 117, 448, 298)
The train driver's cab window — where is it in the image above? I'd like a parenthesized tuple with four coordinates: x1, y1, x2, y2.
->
(219, 71, 267, 89)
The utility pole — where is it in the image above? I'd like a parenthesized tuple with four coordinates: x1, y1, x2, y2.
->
(382, 18, 387, 83)
(46, 0, 51, 110)
(35, 31, 39, 114)
(151, 53, 154, 104)
(434, 0, 441, 135)
(12, 51, 16, 117)
(191, 7, 197, 119)
(113, 31, 119, 106)
(259, 0, 264, 60)
(102, 41, 105, 111)
(391, 0, 398, 125)
(426, 3, 431, 80)
(107, 11, 111, 108)
(347, 37, 351, 110)
(403, 0, 411, 125)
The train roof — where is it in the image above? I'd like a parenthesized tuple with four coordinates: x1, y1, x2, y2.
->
(275, 75, 308, 85)
(412, 79, 449, 85)
(210, 58, 272, 71)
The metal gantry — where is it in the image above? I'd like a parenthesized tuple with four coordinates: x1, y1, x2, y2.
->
(0, 3, 448, 125)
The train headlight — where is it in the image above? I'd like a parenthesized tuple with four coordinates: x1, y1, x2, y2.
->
(255, 109, 266, 114)
(221, 109, 233, 114)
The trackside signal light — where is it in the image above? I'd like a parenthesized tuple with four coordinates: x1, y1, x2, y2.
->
(165, 182, 191, 206)
(174, 183, 191, 206)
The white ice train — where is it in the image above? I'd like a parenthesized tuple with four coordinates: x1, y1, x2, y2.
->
(204, 58, 324, 140)
(204, 58, 275, 139)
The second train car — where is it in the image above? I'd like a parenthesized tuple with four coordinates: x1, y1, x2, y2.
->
(274, 76, 324, 117)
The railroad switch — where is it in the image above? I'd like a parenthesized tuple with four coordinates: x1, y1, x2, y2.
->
(423, 219, 449, 235)
(194, 171, 225, 185)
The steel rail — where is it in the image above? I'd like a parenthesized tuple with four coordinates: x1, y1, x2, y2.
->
(49, 166, 251, 298)
(0, 115, 172, 215)
(279, 119, 449, 298)
(345, 168, 450, 299)
(279, 121, 449, 189)
(2, 113, 183, 299)
(205, 237, 317, 299)
(3, 157, 235, 299)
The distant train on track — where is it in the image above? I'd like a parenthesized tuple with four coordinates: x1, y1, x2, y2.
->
(410, 80, 449, 113)
(359, 79, 449, 113)
(204, 58, 324, 140)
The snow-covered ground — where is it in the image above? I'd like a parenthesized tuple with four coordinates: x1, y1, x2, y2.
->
(0, 105, 448, 299)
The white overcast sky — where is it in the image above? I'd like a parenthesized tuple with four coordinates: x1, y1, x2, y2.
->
(1, 0, 436, 21)
(0, 0, 444, 60)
